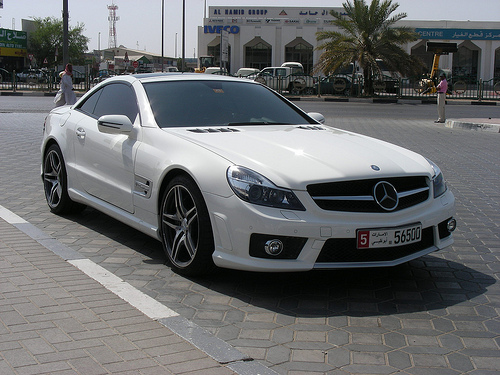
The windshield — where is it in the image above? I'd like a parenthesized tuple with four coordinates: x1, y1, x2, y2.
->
(143, 80, 315, 128)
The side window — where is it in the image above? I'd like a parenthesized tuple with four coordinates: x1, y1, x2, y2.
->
(78, 88, 103, 115)
(276, 68, 287, 77)
(93, 83, 139, 122)
(261, 68, 273, 77)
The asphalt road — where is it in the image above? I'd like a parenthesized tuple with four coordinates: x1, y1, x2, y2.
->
(1, 96, 499, 374)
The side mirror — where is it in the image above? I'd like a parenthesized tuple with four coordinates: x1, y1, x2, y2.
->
(97, 114, 133, 134)
(308, 112, 325, 124)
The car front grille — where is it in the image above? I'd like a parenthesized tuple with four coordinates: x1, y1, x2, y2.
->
(307, 176, 429, 212)
(316, 227, 434, 263)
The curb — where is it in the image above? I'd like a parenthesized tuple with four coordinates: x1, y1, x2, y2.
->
(446, 120, 500, 132)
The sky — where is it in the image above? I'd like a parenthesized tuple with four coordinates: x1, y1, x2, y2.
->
(1, 0, 499, 58)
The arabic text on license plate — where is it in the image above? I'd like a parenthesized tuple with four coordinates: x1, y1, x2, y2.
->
(357, 224, 422, 249)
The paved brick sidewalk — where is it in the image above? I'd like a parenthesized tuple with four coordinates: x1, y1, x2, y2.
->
(1, 100, 499, 374)
(0, 217, 238, 375)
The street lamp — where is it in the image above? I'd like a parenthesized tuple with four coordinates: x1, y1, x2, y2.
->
(182, 0, 185, 72)
(161, 0, 164, 72)
(62, 0, 69, 66)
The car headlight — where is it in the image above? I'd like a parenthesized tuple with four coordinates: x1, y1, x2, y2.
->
(227, 166, 305, 211)
(427, 159, 447, 198)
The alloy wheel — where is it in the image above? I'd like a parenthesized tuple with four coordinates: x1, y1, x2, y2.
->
(161, 184, 200, 269)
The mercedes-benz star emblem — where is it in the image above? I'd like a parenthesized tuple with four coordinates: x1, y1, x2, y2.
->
(373, 181, 399, 211)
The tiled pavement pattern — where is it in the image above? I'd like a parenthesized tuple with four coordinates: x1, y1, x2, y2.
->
(0, 97, 499, 374)
(0, 217, 237, 375)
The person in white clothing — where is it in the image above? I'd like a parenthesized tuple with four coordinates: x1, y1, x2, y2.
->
(434, 73, 448, 123)
(54, 63, 77, 107)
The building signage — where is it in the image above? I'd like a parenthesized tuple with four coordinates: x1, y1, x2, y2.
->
(213, 8, 268, 16)
(209, 6, 343, 19)
(0, 28, 28, 57)
(204, 25, 240, 34)
(416, 28, 500, 40)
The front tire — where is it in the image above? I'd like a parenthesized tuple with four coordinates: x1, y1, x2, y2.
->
(160, 175, 215, 276)
(43, 144, 85, 214)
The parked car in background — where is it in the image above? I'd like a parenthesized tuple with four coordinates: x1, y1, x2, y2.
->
(72, 69, 86, 84)
(0, 68, 15, 82)
(203, 67, 230, 75)
(315, 75, 361, 96)
(92, 69, 117, 83)
(254, 66, 316, 95)
(41, 73, 456, 276)
(236, 68, 259, 77)
(373, 74, 400, 94)
(16, 69, 47, 83)
(280, 62, 304, 70)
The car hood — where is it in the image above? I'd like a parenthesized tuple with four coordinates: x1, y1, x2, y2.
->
(166, 125, 433, 190)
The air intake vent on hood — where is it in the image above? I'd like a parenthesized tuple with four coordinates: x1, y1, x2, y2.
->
(297, 126, 325, 131)
(188, 128, 240, 133)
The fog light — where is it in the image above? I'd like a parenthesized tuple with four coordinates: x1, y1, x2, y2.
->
(265, 239, 284, 256)
(447, 218, 457, 232)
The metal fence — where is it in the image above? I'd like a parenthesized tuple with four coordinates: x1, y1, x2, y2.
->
(1, 70, 499, 101)
(316, 75, 500, 101)
(0, 70, 93, 93)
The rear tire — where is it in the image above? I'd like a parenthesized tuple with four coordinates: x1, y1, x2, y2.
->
(160, 175, 215, 276)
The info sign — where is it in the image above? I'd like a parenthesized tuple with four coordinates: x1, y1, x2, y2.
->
(221, 29, 229, 63)
(0, 28, 28, 57)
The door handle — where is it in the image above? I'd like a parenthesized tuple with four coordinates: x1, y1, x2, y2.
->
(76, 128, 86, 139)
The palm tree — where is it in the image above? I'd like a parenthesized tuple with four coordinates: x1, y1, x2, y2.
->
(315, 0, 421, 95)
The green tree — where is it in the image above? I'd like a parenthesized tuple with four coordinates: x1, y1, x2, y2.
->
(28, 17, 89, 68)
(315, 0, 422, 95)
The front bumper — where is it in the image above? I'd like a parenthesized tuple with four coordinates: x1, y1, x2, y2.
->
(205, 189, 455, 272)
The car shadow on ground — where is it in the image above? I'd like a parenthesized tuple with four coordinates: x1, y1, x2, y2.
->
(66, 207, 494, 319)
(198, 259, 494, 318)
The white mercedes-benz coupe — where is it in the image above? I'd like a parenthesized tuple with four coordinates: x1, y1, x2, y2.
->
(42, 73, 456, 275)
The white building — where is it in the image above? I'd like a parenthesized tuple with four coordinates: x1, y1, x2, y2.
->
(197, 6, 500, 80)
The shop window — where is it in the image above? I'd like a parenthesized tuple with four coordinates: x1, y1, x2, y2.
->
(207, 42, 231, 72)
(244, 38, 272, 70)
(285, 38, 313, 75)
(453, 43, 479, 82)
(411, 42, 434, 75)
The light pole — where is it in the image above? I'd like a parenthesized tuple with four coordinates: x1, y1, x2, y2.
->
(161, 0, 164, 72)
(62, 0, 69, 66)
(182, 0, 185, 72)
